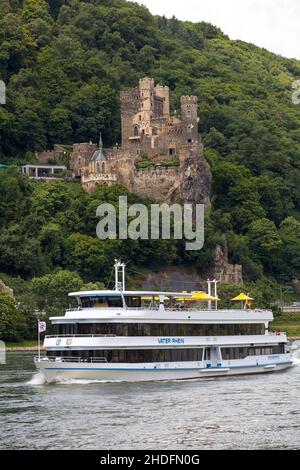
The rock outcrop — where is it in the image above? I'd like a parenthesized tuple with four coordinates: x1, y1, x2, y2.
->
(0, 279, 14, 298)
(179, 143, 212, 208)
(213, 242, 243, 285)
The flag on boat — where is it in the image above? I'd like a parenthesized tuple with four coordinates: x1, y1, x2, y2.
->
(38, 321, 46, 333)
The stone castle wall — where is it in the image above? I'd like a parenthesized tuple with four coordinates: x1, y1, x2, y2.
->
(133, 166, 179, 201)
(35, 144, 67, 164)
(70, 142, 97, 177)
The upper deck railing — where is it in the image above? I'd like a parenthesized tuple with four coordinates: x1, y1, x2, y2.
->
(65, 306, 270, 313)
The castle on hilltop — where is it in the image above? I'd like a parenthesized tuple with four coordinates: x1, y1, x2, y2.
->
(69, 77, 212, 206)
(32, 77, 242, 283)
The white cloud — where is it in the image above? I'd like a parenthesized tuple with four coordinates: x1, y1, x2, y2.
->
(134, 0, 300, 60)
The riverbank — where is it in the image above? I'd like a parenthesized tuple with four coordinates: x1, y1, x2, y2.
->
(5, 340, 41, 352)
(271, 312, 300, 338)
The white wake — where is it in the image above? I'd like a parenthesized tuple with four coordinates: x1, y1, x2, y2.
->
(56, 378, 123, 385)
(291, 341, 300, 365)
(26, 372, 46, 385)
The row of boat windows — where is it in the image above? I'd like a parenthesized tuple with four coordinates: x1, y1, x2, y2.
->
(57, 323, 265, 336)
(48, 345, 284, 363)
(221, 345, 284, 360)
(49, 348, 204, 363)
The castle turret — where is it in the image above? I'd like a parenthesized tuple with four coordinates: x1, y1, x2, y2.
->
(120, 87, 140, 148)
(180, 96, 199, 143)
(155, 84, 170, 118)
(139, 77, 155, 123)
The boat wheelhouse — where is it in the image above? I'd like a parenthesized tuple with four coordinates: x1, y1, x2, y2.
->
(35, 261, 293, 382)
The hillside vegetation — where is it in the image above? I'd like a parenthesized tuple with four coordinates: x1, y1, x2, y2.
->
(1, 0, 300, 332)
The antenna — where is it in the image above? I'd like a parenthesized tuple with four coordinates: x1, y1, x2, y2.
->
(114, 259, 126, 291)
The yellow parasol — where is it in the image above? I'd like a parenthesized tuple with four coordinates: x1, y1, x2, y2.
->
(231, 293, 253, 301)
(174, 293, 219, 301)
(231, 293, 254, 309)
(192, 291, 220, 301)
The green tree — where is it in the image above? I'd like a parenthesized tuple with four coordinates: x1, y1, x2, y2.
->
(64, 233, 122, 280)
(30, 270, 84, 310)
(248, 218, 282, 270)
(274, 217, 300, 280)
(0, 293, 27, 342)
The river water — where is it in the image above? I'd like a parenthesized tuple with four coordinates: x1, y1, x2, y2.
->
(1, 349, 300, 450)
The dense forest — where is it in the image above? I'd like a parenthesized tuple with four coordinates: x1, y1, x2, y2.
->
(1, 0, 300, 339)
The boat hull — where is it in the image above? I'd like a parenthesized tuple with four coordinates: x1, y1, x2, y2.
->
(35, 360, 293, 383)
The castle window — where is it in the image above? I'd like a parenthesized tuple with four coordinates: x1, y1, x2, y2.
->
(102, 162, 106, 173)
(133, 126, 139, 137)
(139, 115, 142, 121)
(152, 127, 157, 135)
(169, 148, 175, 156)
(97, 162, 101, 173)
(141, 129, 145, 135)
(187, 139, 192, 143)
(187, 109, 191, 117)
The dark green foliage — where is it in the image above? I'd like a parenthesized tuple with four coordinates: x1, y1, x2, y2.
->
(0, 292, 28, 341)
(29, 269, 102, 311)
(0, 173, 202, 281)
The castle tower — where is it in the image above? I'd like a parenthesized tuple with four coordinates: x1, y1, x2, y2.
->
(180, 96, 199, 143)
(154, 84, 170, 118)
(120, 86, 140, 148)
(139, 77, 155, 123)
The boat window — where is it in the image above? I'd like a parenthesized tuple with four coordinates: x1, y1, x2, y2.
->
(204, 348, 211, 360)
(125, 296, 142, 308)
(48, 348, 204, 363)
(57, 322, 265, 336)
(221, 344, 285, 360)
(80, 296, 123, 308)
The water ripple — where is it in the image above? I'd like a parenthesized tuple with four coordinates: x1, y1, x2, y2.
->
(0, 351, 300, 449)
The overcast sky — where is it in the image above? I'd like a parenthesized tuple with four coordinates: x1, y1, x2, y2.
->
(134, 0, 300, 60)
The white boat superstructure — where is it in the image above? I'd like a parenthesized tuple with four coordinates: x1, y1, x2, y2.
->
(35, 261, 293, 383)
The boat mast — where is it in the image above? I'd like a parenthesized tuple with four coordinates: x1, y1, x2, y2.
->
(114, 259, 126, 291)
(207, 279, 219, 310)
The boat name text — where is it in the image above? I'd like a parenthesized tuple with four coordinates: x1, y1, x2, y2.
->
(157, 338, 185, 344)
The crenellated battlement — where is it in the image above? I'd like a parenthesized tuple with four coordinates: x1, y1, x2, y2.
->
(180, 95, 198, 103)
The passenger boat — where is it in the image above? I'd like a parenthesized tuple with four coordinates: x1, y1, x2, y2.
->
(35, 260, 293, 382)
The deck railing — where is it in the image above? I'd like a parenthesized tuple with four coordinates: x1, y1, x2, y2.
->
(35, 356, 108, 363)
(63, 306, 270, 313)
(45, 334, 117, 338)
(45, 331, 282, 340)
